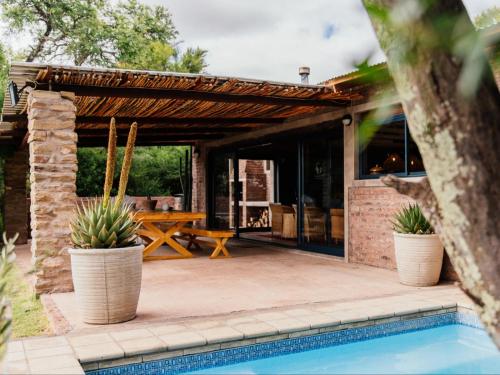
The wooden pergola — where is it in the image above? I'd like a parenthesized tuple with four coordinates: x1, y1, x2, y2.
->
(0, 62, 361, 294)
(1, 63, 361, 147)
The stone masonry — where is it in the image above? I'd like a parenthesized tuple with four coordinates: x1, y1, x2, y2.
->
(4, 148, 29, 244)
(28, 90, 77, 294)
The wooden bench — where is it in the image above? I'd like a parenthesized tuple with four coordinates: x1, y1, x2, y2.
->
(178, 227, 234, 259)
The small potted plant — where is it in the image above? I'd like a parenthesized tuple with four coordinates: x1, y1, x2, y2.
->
(69, 119, 144, 324)
(392, 203, 444, 287)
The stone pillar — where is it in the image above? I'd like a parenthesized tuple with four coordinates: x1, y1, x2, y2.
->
(28, 91, 77, 294)
(4, 149, 29, 244)
(191, 143, 207, 226)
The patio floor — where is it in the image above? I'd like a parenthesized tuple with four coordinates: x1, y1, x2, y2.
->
(16, 240, 468, 336)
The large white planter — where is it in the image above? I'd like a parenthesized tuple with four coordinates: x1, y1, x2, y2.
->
(68, 245, 144, 324)
(393, 233, 444, 287)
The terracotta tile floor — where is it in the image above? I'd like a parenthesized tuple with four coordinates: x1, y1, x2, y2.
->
(15, 240, 466, 335)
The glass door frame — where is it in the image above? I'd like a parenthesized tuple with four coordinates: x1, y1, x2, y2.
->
(207, 149, 240, 233)
(207, 129, 345, 258)
(296, 134, 345, 257)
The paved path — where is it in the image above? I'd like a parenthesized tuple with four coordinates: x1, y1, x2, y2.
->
(6, 241, 473, 374)
(36, 241, 462, 334)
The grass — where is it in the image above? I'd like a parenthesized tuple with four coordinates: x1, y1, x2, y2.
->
(5, 264, 49, 338)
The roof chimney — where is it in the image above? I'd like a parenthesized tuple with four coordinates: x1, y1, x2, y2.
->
(299, 66, 310, 84)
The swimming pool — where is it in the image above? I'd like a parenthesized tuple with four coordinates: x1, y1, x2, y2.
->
(191, 324, 499, 374)
(88, 313, 500, 375)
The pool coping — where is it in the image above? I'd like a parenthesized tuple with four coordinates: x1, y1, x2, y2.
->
(88, 310, 483, 375)
(5, 299, 477, 375)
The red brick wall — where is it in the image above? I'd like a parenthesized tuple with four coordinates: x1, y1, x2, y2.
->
(244, 160, 267, 201)
(4, 149, 29, 244)
(191, 145, 207, 226)
(348, 184, 458, 281)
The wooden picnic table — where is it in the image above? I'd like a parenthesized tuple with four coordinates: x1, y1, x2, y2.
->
(134, 211, 206, 261)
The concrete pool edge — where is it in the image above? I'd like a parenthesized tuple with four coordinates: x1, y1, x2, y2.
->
(81, 305, 476, 373)
(5, 300, 478, 374)
(85, 310, 484, 374)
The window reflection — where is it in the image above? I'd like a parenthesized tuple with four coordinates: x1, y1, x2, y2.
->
(408, 136, 425, 173)
(360, 114, 425, 177)
(362, 119, 405, 175)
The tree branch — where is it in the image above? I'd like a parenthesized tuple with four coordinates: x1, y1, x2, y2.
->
(381, 175, 443, 233)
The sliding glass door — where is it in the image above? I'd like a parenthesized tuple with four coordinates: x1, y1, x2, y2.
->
(299, 129, 344, 256)
(208, 126, 344, 257)
(208, 151, 236, 230)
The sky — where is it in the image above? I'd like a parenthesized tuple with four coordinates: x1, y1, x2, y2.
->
(141, 0, 499, 83)
(3, 0, 498, 84)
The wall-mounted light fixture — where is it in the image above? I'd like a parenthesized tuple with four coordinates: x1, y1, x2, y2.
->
(341, 114, 353, 126)
(8, 81, 34, 107)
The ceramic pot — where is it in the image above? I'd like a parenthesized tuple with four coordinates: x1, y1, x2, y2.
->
(393, 233, 444, 287)
(68, 245, 143, 324)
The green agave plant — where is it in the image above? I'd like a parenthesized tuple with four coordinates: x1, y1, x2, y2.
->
(392, 203, 434, 235)
(71, 119, 140, 249)
(70, 200, 140, 249)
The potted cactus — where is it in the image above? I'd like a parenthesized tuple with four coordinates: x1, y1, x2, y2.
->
(392, 203, 444, 287)
(69, 119, 144, 324)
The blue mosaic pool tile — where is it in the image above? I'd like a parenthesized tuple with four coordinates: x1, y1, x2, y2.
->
(87, 312, 481, 375)
(455, 311, 483, 328)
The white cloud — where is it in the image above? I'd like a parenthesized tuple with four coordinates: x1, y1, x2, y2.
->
(3, 0, 497, 83)
(157, 0, 382, 82)
(146, 0, 498, 83)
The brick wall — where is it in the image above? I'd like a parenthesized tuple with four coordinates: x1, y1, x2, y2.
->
(244, 160, 267, 201)
(191, 144, 207, 226)
(348, 183, 458, 281)
(4, 149, 29, 244)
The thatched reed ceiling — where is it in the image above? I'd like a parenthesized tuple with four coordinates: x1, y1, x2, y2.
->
(1, 63, 362, 146)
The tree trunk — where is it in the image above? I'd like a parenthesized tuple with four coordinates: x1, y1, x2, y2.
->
(362, 0, 500, 346)
(25, 23, 52, 62)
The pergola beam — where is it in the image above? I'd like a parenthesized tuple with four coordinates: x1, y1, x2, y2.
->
(206, 96, 401, 148)
(2, 114, 285, 126)
(79, 133, 219, 143)
(78, 138, 202, 147)
(77, 128, 250, 136)
(76, 117, 285, 125)
(35, 84, 349, 108)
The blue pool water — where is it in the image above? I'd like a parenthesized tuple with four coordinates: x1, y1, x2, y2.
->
(191, 325, 500, 374)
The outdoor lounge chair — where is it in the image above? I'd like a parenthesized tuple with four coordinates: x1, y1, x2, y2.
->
(304, 206, 326, 242)
(269, 203, 295, 238)
(330, 208, 344, 243)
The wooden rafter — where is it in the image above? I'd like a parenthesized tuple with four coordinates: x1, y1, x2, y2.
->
(40, 83, 349, 108)
(2, 114, 282, 126)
